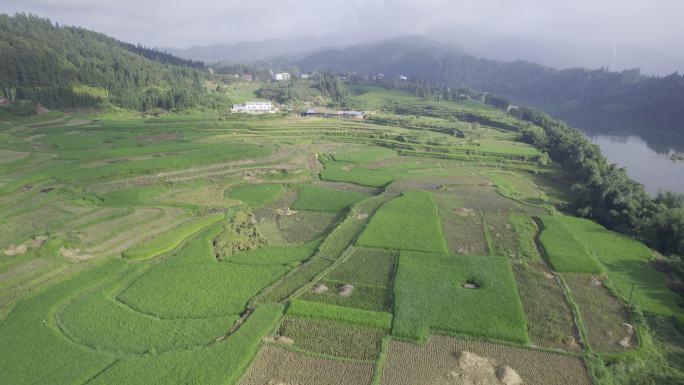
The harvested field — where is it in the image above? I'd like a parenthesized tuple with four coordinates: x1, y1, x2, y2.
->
(276, 317, 384, 360)
(563, 273, 635, 353)
(512, 262, 581, 351)
(484, 212, 519, 258)
(326, 248, 398, 287)
(385, 175, 489, 194)
(238, 345, 374, 385)
(277, 210, 339, 243)
(300, 279, 392, 312)
(440, 184, 547, 216)
(434, 192, 488, 255)
(379, 336, 592, 385)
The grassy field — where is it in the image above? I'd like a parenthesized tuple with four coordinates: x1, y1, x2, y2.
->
(392, 252, 529, 343)
(552, 215, 681, 317)
(291, 185, 371, 212)
(538, 215, 604, 274)
(357, 191, 448, 253)
(1, 86, 682, 384)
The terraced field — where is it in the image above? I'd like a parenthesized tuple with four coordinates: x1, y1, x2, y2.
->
(1, 87, 682, 385)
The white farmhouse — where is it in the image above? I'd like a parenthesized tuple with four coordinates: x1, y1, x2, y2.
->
(274, 72, 291, 81)
(231, 100, 273, 113)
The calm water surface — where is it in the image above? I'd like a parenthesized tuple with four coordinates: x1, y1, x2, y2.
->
(522, 101, 684, 194)
(586, 133, 684, 195)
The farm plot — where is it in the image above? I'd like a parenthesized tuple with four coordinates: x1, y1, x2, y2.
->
(225, 183, 285, 209)
(238, 345, 374, 385)
(441, 183, 547, 215)
(357, 191, 448, 253)
(489, 171, 547, 205)
(89, 304, 284, 385)
(433, 192, 488, 255)
(378, 335, 593, 385)
(223, 238, 321, 267)
(299, 278, 392, 312)
(117, 261, 287, 318)
(117, 225, 288, 319)
(331, 146, 396, 164)
(275, 317, 385, 360)
(57, 263, 237, 354)
(537, 216, 604, 274)
(77, 206, 191, 258)
(286, 300, 393, 330)
(392, 252, 528, 343)
(291, 185, 370, 212)
(384, 175, 489, 194)
(122, 213, 224, 259)
(553, 215, 681, 317)
(509, 214, 541, 260)
(563, 273, 635, 353)
(0, 259, 126, 385)
(512, 262, 581, 351)
(277, 210, 340, 243)
(301, 247, 397, 312)
(484, 211, 519, 258)
(254, 256, 335, 304)
(320, 159, 395, 188)
(327, 247, 398, 287)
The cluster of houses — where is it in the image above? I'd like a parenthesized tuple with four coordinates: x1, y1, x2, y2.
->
(231, 100, 275, 113)
(303, 109, 366, 120)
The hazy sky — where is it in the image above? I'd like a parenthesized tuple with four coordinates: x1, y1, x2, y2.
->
(1, 0, 682, 50)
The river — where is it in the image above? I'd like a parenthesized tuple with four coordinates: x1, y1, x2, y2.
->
(522, 102, 684, 195)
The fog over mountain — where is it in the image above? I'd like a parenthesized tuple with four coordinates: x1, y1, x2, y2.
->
(1, 0, 683, 74)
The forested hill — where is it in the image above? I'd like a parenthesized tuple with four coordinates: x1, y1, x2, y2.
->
(0, 14, 208, 111)
(294, 36, 684, 130)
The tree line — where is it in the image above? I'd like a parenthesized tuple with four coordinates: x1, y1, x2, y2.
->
(516, 107, 684, 276)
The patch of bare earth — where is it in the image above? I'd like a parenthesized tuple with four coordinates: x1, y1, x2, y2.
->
(379, 336, 592, 385)
(238, 345, 374, 385)
(3, 235, 49, 256)
(59, 247, 93, 261)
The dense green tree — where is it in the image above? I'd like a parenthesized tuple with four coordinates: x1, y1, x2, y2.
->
(0, 13, 208, 111)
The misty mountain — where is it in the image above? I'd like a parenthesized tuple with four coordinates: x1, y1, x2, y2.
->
(290, 36, 684, 130)
(164, 34, 356, 64)
(424, 24, 684, 76)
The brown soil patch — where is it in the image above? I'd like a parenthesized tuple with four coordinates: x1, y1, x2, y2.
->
(238, 346, 374, 385)
(443, 351, 523, 385)
(3, 244, 28, 256)
(136, 133, 183, 142)
(3, 236, 49, 256)
(455, 207, 476, 217)
(338, 284, 354, 297)
(28, 236, 48, 248)
(59, 247, 93, 261)
(312, 283, 329, 294)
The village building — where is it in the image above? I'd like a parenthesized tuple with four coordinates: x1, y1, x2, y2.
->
(274, 72, 291, 81)
(303, 108, 365, 120)
(231, 100, 273, 113)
